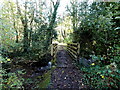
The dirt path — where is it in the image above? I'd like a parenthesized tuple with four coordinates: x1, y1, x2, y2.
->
(50, 45, 86, 89)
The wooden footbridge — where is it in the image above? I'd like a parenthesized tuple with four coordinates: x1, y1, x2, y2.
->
(51, 43, 80, 63)
(50, 43, 87, 89)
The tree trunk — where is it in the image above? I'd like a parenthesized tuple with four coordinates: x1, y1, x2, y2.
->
(16, 0, 29, 52)
(47, 0, 60, 45)
(23, 25, 29, 52)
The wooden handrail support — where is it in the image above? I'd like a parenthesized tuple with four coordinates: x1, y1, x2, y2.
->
(51, 43, 58, 58)
(67, 43, 80, 62)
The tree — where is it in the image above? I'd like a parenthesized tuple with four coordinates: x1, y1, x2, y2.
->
(67, 1, 120, 59)
(47, 0, 60, 45)
(56, 15, 73, 43)
(15, 0, 60, 52)
(0, 0, 20, 53)
(16, 0, 30, 52)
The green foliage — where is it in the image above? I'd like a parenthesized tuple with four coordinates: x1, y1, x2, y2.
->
(78, 52, 120, 89)
(63, 35, 73, 43)
(80, 61, 120, 89)
(68, 2, 120, 88)
(69, 2, 120, 59)
(51, 58, 56, 66)
(0, 0, 21, 53)
(0, 0, 59, 61)
(56, 16, 73, 43)
(0, 56, 25, 89)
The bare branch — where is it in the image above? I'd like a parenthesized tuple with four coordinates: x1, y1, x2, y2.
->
(16, 0, 24, 25)
(51, 0, 54, 6)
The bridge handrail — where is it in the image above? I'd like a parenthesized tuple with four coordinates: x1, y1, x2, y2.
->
(51, 43, 58, 58)
(67, 43, 80, 62)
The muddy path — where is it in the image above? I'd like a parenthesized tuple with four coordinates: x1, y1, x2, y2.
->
(50, 45, 86, 89)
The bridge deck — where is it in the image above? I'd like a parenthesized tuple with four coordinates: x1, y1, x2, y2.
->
(50, 45, 86, 89)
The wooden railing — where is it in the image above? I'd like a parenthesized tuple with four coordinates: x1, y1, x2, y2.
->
(67, 43, 80, 62)
(51, 43, 58, 58)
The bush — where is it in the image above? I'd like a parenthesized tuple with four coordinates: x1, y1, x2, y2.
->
(0, 56, 25, 89)
(79, 55, 120, 89)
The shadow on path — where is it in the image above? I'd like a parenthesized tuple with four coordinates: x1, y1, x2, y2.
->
(50, 45, 86, 89)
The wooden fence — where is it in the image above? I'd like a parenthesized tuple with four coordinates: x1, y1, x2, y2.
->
(51, 43, 58, 58)
(67, 43, 80, 62)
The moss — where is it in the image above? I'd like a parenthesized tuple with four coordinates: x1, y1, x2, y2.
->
(38, 75, 51, 88)
(51, 58, 57, 65)
(38, 70, 51, 88)
(37, 66, 56, 89)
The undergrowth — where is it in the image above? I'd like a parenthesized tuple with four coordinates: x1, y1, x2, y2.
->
(78, 55, 120, 89)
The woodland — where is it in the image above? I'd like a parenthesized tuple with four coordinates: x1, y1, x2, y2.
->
(0, 0, 120, 89)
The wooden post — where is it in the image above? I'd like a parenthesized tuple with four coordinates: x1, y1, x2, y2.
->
(53, 44, 55, 57)
(51, 44, 53, 56)
(51, 43, 58, 58)
(54, 44, 57, 57)
(77, 43, 80, 63)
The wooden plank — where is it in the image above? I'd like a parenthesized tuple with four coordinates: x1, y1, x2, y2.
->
(67, 43, 80, 62)
(67, 49, 77, 59)
(77, 43, 80, 56)
(67, 47, 77, 55)
(77, 43, 80, 63)
(67, 48, 77, 58)
(67, 45, 78, 50)
(67, 43, 78, 46)
(67, 46, 78, 53)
